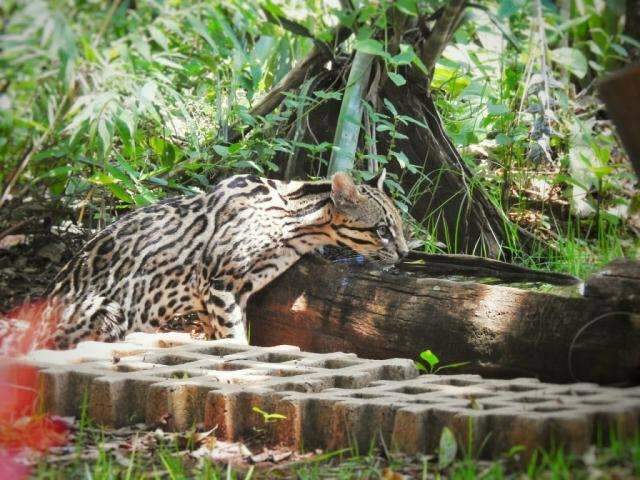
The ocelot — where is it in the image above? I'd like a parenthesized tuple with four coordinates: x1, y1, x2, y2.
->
(6, 171, 408, 350)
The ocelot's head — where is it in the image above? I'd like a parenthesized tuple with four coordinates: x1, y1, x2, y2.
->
(329, 171, 409, 265)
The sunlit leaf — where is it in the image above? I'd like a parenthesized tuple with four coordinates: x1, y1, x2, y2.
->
(549, 47, 588, 78)
(419, 349, 439, 369)
(394, 0, 418, 16)
(148, 25, 169, 50)
(383, 98, 397, 116)
(106, 184, 134, 203)
(354, 39, 386, 57)
(140, 81, 158, 104)
(35, 166, 73, 182)
(388, 72, 406, 86)
(213, 145, 229, 158)
(188, 17, 218, 52)
(392, 150, 410, 169)
(414, 362, 427, 372)
(391, 44, 416, 65)
(438, 427, 457, 469)
(89, 173, 119, 185)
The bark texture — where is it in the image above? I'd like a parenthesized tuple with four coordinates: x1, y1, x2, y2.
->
(584, 258, 640, 310)
(381, 81, 513, 257)
(248, 256, 640, 385)
(218, 3, 533, 258)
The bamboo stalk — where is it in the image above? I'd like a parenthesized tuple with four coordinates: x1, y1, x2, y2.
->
(327, 51, 374, 175)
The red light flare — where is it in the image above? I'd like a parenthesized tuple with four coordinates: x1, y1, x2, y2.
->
(0, 299, 70, 479)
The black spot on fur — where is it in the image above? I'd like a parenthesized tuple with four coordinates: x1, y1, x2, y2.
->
(247, 184, 270, 196)
(97, 238, 115, 255)
(209, 295, 226, 308)
(239, 281, 253, 296)
(227, 177, 248, 188)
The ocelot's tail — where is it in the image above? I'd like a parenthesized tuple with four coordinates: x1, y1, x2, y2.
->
(0, 294, 126, 355)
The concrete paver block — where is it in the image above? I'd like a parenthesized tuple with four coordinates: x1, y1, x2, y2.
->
(10, 333, 640, 458)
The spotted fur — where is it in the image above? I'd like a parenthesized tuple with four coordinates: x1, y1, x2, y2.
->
(11, 172, 408, 350)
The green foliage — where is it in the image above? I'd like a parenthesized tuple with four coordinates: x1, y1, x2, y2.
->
(252, 405, 287, 423)
(0, 0, 325, 208)
(1, 0, 637, 276)
(420, 349, 439, 371)
(438, 427, 458, 469)
(415, 348, 470, 374)
(34, 420, 640, 478)
(427, 0, 638, 272)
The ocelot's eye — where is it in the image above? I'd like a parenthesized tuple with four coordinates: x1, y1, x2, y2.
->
(376, 225, 392, 239)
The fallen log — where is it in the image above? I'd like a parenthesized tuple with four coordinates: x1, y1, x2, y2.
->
(248, 256, 640, 385)
(584, 258, 640, 311)
(403, 251, 581, 285)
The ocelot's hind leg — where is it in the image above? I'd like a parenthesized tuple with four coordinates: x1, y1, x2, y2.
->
(200, 289, 248, 344)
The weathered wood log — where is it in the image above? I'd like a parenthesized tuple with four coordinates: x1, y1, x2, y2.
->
(248, 256, 640, 385)
(403, 251, 581, 285)
(585, 259, 640, 311)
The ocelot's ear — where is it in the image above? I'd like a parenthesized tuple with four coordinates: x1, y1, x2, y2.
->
(331, 172, 364, 210)
(366, 168, 390, 195)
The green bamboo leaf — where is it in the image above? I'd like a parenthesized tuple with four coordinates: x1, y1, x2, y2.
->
(235, 160, 264, 173)
(89, 173, 119, 185)
(106, 184, 134, 203)
(392, 151, 411, 169)
(212, 6, 244, 54)
(154, 56, 184, 70)
(105, 165, 135, 188)
(148, 25, 169, 50)
(188, 17, 218, 53)
(97, 118, 112, 157)
(116, 158, 140, 180)
(213, 145, 229, 158)
(35, 166, 73, 182)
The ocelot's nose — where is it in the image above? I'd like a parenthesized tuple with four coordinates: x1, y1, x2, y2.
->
(398, 248, 409, 259)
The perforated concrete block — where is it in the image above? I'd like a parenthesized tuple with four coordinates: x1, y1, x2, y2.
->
(11, 332, 640, 458)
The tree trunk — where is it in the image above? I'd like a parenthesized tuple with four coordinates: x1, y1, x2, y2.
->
(221, 3, 535, 258)
(247, 256, 640, 385)
(626, 0, 640, 60)
(598, 64, 640, 179)
(381, 81, 511, 257)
